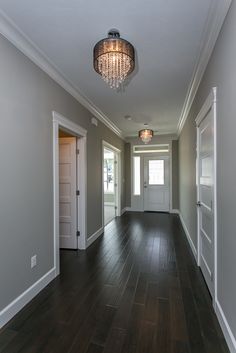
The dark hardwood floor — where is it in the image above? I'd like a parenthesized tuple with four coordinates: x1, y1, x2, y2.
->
(0, 212, 229, 353)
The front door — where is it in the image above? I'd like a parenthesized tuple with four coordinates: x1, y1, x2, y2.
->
(197, 107, 214, 295)
(59, 137, 77, 249)
(144, 156, 170, 212)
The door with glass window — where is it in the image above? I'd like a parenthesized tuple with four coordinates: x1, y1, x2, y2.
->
(144, 156, 170, 212)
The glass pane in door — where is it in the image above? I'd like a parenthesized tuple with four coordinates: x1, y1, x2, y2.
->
(148, 160, 164, 185)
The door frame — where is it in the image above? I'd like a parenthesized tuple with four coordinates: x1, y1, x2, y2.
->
(130, 146, 172, 212)
(195, 87, 217, 306)
(53, 111, 87, 276)
(102, 141, 121, 228)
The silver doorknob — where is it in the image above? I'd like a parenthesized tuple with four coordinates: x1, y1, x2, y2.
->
(196, 201, 201, 207)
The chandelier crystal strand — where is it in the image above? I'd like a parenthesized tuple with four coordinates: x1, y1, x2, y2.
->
(97, 52, 132, 88)
(94, 30, 135, 89)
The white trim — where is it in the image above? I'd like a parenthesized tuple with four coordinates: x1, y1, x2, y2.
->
(87, 227, 104, 247)
(53, 111, 87, 137)
(0, 9, 123, 139)
(170, 209, 179, 214)
(131, 149, 171, 212)
(0, 267, 56, 328)
(179, 212, 197, 260)
(195, 87, 217, 305)
(0, 3, 231, 139)
(170, 143, 173, 212)
(121, 207, 129, 215)
(102, 141, 122, 227)
(53, 112, 87, 276)
(195, 88, 217, 126)
(177, 0, 231, 135)
(103, 141, 121, 154)
(215, 300, 236, 353)
(126, 208, 142, 212)
(133, 144, 170, 154)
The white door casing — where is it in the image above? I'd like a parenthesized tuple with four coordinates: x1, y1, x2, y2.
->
(102, 141, 121, 228)
(53, 111, 87, 276)
(196, 87, 217, 302)
(59, 137, 77, 249)
(144, 156, 170, 212)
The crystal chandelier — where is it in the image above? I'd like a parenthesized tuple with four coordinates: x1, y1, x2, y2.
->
(93, 29, 135, 89)
(139, 129, 154, 144)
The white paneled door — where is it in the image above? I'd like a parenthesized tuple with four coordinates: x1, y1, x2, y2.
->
(59, 137, 77, 249)
(197, 107, 214, 296)
(144, 156, 170, 212)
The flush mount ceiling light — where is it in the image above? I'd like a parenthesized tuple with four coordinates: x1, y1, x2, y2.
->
(93, 29, 135, 89)
(139, 129, 154, 144)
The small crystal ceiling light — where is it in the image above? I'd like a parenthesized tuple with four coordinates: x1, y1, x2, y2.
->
(93, 29, 135, 89)
(139, 129, 154, 144)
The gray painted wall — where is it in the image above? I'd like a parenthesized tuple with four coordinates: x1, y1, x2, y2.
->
(179, 1, 236, 342)
(0, 34, 125, 311)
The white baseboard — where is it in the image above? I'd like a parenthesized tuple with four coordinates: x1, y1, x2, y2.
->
(179, 212, 197, 261)
(0, 267, 56, 328)
(121, 208, 126, 215)
(121, 207, 131, 215)
(170, 209, 179, 214)
(215, 300, 236, 353)
(86, 227, 104, 247)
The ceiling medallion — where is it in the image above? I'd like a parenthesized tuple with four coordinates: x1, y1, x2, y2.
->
(139, 129, 154, 144)
(93, 29, 135, 89)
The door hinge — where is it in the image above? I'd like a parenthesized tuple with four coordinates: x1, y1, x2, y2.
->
(114, 183, 118, 187)
(114, 160, 118, 164)
(77, 231, 80, 237)
(76, 149, 80, 154)
(76, 190, 80, 196)
(115, 206, 118, 210)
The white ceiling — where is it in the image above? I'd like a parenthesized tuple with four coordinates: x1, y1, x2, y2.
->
(0, 0, 215, 136)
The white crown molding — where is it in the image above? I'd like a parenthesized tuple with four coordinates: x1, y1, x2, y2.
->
(0, 9, 124, 139)
(177, 0, 232, 135)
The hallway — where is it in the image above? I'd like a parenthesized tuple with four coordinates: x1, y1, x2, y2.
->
(0, 213, 229, 353)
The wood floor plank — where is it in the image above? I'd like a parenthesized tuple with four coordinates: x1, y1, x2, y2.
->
(0, 213, 230, 353)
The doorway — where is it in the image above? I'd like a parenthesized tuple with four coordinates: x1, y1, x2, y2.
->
(53, 111, 87, 276)
(102, 141, 121, 226)
(132, 148, 171, 212)
(59, 130, 77, 249)
(196, 88, 217, 302)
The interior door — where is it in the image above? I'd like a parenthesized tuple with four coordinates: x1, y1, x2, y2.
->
(197, 108, 214, 295)
(144, 156, 170, 212)
(59, 137, 77, 249)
